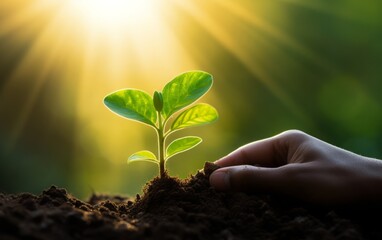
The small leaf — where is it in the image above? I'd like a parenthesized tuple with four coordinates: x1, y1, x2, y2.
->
(128, 150, 158, 164)
(153, 91, 163, 112)
(166, 136, 202, 160)
(171, 103, 218, 131)
(104, 89, 157, 127)
(162, 71, 213, 119)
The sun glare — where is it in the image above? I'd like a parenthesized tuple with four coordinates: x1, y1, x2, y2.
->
(68, 0, 157, 30)
(0, 0, 198, 159)
(0, 0, 304, 162)
(1, 0, 338, 194)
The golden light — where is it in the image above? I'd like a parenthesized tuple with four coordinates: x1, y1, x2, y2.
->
(66, 0, 158, 32)
(0, 0, 290, 169)
(1, 0, 332, 196)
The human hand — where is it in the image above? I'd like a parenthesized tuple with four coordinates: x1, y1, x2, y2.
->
(209, 130, 382, 205)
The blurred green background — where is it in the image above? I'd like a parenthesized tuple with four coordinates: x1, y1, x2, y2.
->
(0, 0, 381, 199)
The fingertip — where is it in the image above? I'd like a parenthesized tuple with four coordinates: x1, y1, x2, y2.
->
(210, 165, 284, 193)
(209, 169, 231, 191)
(213, 157, 225, 166)
(213, 155, 236, 167)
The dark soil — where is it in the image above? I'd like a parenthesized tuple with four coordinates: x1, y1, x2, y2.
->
(1, 162, 381, 240)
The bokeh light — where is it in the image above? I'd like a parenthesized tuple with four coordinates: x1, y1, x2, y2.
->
(1, 0, 381, 199)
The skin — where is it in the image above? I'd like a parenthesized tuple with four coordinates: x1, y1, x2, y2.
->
(209, 130, 382, 206)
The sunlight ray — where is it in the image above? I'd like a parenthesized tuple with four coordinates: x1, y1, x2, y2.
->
(56, 0, 197, 89)
(0, 0, 58, 37)
(170, 0, 308, 121)
(210, 0, 335, 73)
(0, 42, 56, 153)
(0, 2, 79, 153)
(31, 0, 199, 163)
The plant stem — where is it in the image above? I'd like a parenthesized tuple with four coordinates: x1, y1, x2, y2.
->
(157, 111, 165, 178)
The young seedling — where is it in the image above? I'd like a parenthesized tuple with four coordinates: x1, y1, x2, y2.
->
(104, 71, 218, 178)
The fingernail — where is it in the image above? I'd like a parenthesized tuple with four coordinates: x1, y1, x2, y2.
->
(210, 170, 230, 191)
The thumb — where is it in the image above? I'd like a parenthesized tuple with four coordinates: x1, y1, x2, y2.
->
(209, 165, 288, 193)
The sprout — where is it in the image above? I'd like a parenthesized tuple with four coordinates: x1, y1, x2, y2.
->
(104, 71, 218, 178)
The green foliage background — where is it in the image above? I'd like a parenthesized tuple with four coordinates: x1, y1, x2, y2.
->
(0, 0, 381, 199)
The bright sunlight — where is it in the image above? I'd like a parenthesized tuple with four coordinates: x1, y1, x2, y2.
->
(5, 0, 373, 197)
(67, 0, 157, 31)
(0, 0, 293, 195)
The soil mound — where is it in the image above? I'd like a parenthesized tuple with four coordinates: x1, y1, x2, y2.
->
(1, 163, 381, 239)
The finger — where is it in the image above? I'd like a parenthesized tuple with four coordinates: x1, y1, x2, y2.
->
(214, 130, 310, 168)
(209, 163, 339, 205)
(214, 138, 281, 168)
(209, 165, 290, 192)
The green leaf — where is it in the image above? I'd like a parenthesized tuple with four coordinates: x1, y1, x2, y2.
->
(128, 150, 158, 164)
(166, 136, 202, 160)
(171, 103, 218, 131)
(162, 71, 213, 119)
(104, 89, 157, 127)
